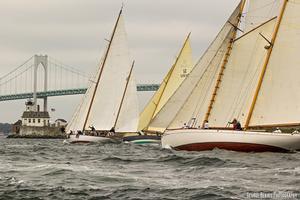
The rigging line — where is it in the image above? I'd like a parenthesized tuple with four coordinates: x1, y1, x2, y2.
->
(48, 60, 90, 79)
(113, 61, 135, 129)
(0, 65, 33, 87)
(167, 31, 232, 128)
(242, 0, 278, 15)
(83, 8, 124, 131)
(224, 35, 261, 122)
(237, 40, 268, 114)
(0, 56, 34, 80)
(48, 56, 88, 77)
(151, 13, 238, 129)
(236, 55, 264, 120)
(192, 50, 225, 127)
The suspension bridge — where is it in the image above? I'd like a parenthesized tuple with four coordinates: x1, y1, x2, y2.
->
(0, 55, 159, 105)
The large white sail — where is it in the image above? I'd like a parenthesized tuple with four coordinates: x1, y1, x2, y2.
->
(250, 0, 300, 127)
(85, 14, 132, 131)
(208, 18, 277, 127)
(244, 0, 281, 31)
(149, 4, 242, 131)
(66, 55, 105, 133)
(115, 66, 139, 132)
(168, 39, 229, 129)
(66, 83, 94, 132)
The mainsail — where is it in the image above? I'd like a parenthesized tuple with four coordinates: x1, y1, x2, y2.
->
(85, 12, 134, 131)
(249, 0, 300, 127)
(208, 18, 277, 127)
(138, 33, 194, 131)
(149, 3, 242, 130)
(67, 9, 138, 133)
(244, 0, 281, 31)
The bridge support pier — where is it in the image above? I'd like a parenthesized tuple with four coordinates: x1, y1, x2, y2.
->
(33, 55, 48, 112)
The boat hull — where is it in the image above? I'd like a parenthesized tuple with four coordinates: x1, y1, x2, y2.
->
(67, 134, 112, 144)
(162, 129, 300, 152)
(123, 135, 161, 144)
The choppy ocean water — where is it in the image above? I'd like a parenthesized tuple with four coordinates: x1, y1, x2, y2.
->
(0, 137, 299, 200)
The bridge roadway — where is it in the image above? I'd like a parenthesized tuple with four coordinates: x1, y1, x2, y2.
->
(0, 84, 159, 101)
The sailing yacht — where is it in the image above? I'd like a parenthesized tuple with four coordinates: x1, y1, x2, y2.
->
(123, 33, 194, 144)
(160, 0, 300, 152)
(66, 8, 139, 143)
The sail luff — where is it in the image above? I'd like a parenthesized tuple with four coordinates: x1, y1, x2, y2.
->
(113, 61, 134, 129)
(146, 32, 191, 130)
(143, 64, 175, 131)
(137, 65, 174, 131)
(244, 0, 288, 129)
(83, 8, 123, 131)
(138, 33, 192, 131)
(203, 0, 247, 126)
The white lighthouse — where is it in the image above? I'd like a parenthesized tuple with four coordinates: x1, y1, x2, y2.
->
(21, 99, 50, 127)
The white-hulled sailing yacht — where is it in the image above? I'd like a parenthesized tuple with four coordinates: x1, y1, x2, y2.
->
(160, 0, 300, 152)
(66, 8, 139, 143)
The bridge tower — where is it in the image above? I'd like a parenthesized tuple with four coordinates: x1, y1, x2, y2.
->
(33, 55, 48, 112)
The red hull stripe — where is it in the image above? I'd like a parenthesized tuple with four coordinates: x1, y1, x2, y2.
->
(174, 142, 290, 153)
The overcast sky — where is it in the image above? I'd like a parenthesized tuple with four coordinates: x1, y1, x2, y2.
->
(0, 0, 240, 123)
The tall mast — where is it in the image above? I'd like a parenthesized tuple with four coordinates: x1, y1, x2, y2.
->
(203, 0, 246, 126)
(244, 0, 288, 129)
(113, 61, 135, 129)
(82, 8, 123, 131)
(145, 32, 191, 130)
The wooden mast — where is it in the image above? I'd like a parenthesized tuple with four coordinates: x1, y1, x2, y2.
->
(82, 8, 123, 131)
(145, 32, 191, 131)
(113, 61, 135, 129)
(202, 0, 246, 127)
(244, 0, 288, 129)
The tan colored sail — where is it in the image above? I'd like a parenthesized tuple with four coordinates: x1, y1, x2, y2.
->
(153, 36, 193, 116)
(249, 0, 300, 126)
(138, 34, 193, 131)
(208, 18, 277, 127)
(137, 65, 174, 131)
(149, 3, 242, 131)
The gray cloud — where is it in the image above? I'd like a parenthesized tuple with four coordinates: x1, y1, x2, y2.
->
(0, 0, 240, 123)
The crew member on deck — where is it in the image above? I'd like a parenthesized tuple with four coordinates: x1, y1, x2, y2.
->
(203, 120, 209, 129)
(229, 118, 242, 130)
(183, 123, 189, 129)
(273, 127, 282, 133)
(89, 126, 95, 132)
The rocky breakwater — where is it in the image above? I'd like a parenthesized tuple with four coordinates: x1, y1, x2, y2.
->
(7, 126, 66, 139)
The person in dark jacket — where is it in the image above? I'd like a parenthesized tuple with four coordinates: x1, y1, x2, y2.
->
(229, 118, 242, 130)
